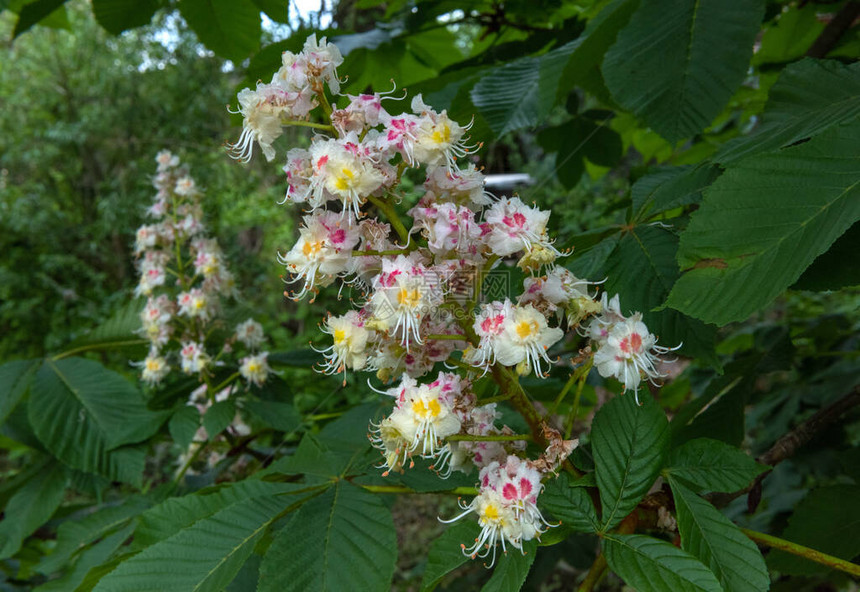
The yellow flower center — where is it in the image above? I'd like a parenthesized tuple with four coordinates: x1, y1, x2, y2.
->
(411, 398, 441, 419)
(333, 328, 347, 345)
(302, 240, 323, 257)
(334, 167, 356, 191)
(482, 503, 500, 522)
(431, 123, 451, 145)
(398, 287, 421, 308)
(516, 320, 538, 339)
(146, 359, 160, 371)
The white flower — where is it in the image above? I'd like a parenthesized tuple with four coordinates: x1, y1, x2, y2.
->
(467, 300, 513, 371)
(302, 34, 344, 93)
(367, 255, 443, 348)
(592, 312, 673, 402)
(227, 86, 285, 163)
(440, 455, 554, 567)
(315, 311, 371, 380)
(483, 197, 555, 258)
(410, 94, 474, 170)
(278, 210, 361, 299)
(307, 135, 386, 218)
(493, 304, 564, 377)
(140, 351, 170, 386)
(180, 342, 210, 374)
(240, 352, 270, 387)
(424, 164, 492, 207)
(155, 150, 179, 171)
(409, 200, 481, 256)
(235, 319, 266, 349)
(177, 288, 213, 322)
(370, 373, 463, 473)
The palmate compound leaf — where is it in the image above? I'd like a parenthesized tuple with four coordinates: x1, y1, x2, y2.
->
(538, 472, 600, 533)
(665, 438, 768, 493)
(28, 358, 167, 485)
(421, 520, 481, 592)
(470, 40, 578, 137)
(670, 477, 770, 592)
(178, 0, 260, 62)
(602, 534, 723, 592)
(61, 299, 147, 355)
(715, 59, 860, 164)
(92, 495, 287, 592)
(0, 458, 67, 559)
(133, 480, 306, 549)
(592, 393, 669, 531)
(480, 539, 538, 592)
(0, 358, 40, 426)
(602, 0, 764, 143)
(257, 481, 397, 592)
(667, 120, 860, 326)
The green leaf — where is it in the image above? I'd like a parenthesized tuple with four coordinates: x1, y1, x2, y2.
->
(539, 472, 600, 533)
(61, 300, 147, 356)
(258, 482, 397, 592)
(36, 521, 137, 592)
(603, 534, 723, 592)
(12, 0, 67, 37)
(242, 399, 300, 433)
(470, 41, 577, 137)
(631, 165, 721, 222)
(168, 405, 200, 449)
(767, 485, 860, 575)
(753, 4, 825, 66)
(557, 0, 640, 104)
(267, 348, 321, 367)
(667, 121, 860, 325)
(0, 358, 39, 426)
(251, 0, 289, 23)
(792, 221, 860, 291)
(715, 59, 860, 164)
(670, 477, 770, 592)
(92, 495, 285, 592)
(0, 459, 67, 559)
(602, 0, 764, 142)
(480, 539, 537, 592)
(666, 438, 767, 493)
(133, 481, 301, 549)
(178, 0, 261, 62)
(29, 358, 165, 484)
(421, 521, 480, 592)
(39, 498, 150, 575)
(92, 0, 159, 35)
(203, 399, 235, 439)
(592, 393, 669, 531)
(603, 224, 718, 365)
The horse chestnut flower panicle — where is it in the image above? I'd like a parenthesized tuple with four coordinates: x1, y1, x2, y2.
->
(224, 33, 678, 568)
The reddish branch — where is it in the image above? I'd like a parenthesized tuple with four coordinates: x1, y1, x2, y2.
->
(806, 1, 860, 58)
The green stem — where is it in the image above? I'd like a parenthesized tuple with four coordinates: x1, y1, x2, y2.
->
(565, 358, 593, 440)
(578, 554, 607, 592)
(366, 194, 410, 244)
(171, 441, 206, 489)
(359, 484, 479, 496)
(283, 119, 335, 133)
(52, 339, 149, 361)
(447, 433, 532, 442)
(210, 372, 240, 396)
(741, 528, 860, 577)
(306, 411, 344, 421)
(352, 247, 417, 257)
(467, 255, 499, 315)
(425, 333, 467, 341)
